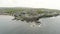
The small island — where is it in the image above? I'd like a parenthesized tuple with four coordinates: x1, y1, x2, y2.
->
(0, 7, 60, 26)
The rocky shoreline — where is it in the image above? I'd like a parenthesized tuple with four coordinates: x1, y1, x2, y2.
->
(0, 8, 60, 27)
(0, 8, 60, 23)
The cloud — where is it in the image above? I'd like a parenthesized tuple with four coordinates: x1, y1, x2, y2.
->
(0, 0, 60, 9)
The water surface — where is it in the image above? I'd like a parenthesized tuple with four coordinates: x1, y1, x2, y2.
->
(0, 15, 60, 34)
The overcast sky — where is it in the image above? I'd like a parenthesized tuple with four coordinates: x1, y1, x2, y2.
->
(0, 0, 60, 9)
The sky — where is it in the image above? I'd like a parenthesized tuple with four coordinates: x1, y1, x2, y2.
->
(0, 0, 60, 10)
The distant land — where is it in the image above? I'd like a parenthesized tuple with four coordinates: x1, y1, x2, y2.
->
(0, 7, 60, 23)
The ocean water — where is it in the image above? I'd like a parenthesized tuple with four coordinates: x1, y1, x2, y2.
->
(0, 15, 60, 34)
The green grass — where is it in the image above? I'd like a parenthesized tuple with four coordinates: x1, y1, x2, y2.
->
(0, 8, 60, 16)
